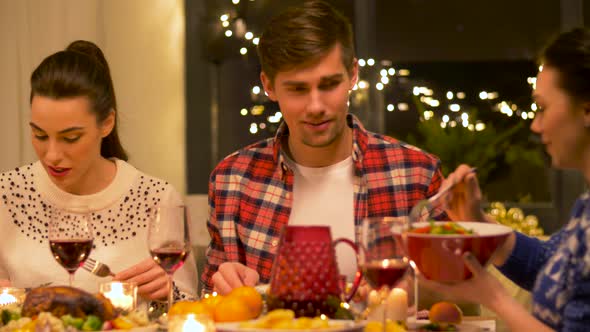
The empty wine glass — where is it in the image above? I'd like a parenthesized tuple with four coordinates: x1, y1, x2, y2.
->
(48, 206, 94, 287)
(359, 217, 413, 331)
(148, 205, 191, 311)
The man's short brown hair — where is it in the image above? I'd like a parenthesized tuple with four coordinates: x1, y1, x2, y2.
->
(257, 0, 355, 83)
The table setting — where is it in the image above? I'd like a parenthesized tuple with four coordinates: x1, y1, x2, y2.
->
(0, 205, 191, 332)
(0, 193, 508, 332)
(158, 217, 504, 332)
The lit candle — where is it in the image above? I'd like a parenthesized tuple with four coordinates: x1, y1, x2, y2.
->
(100, 282, 136, 312)
(0, 289, 17, 307)
(0, 288, 25, 307)
(168, 314, 214, 332)
(386, 288, 408, 322)
(366, 289, 385, 322)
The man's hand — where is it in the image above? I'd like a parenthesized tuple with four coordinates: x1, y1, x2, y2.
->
(114, 258, 169, 300)
(0, 279, 10, 287)
(212, 262, 259, 295)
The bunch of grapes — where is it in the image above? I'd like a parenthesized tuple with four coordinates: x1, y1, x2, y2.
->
(487, 202, 544, 237)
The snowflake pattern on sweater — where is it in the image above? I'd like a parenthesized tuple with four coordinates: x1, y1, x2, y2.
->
(531, 192, 590, 331)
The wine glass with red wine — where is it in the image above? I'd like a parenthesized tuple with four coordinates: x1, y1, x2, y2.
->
(148, 205, 191, 311)
(359, 217, 412, 331)
(49, 207, 94, 287)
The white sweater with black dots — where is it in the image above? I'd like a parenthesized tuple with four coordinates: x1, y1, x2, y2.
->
(0, 159, 198, 302)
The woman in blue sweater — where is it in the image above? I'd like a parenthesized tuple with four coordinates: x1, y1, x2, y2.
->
(422, 28, 590, 331)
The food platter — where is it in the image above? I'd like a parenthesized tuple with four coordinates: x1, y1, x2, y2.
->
(109, 325, 159, 332)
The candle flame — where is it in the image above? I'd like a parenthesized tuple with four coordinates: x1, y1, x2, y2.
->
(0, 289, 17, 306)
(181, 314, 206, 332)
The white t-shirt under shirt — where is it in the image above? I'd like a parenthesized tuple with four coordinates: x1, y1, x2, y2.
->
(283, 154, 357, 281)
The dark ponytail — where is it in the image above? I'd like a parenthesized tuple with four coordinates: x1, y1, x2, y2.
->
(30, 40, 128, 161)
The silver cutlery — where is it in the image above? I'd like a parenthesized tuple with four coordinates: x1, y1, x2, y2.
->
(409, 167, 477, 223)
(82, 258, 115, 277)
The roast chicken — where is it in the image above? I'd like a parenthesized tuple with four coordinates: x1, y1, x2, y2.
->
(21, 286, 116, 321)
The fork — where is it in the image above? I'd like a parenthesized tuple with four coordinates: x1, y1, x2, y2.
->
(82, 258, 115, 277)
(409, 167, 477, 223)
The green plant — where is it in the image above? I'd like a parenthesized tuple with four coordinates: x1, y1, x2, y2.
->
(403, 112, 548, 202)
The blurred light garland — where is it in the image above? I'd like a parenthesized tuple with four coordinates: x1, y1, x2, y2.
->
(219, 0, 260, 56)
(218, 1, 538, 136)
(241, 63, 537, 135)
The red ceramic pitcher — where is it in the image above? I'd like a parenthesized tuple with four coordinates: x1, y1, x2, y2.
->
(267, 226, 361, 318)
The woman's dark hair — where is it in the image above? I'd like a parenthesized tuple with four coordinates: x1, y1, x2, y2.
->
(30, 40, 128, 161)
(539, 28, 590, 103)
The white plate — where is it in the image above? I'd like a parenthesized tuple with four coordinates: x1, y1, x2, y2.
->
(215, 320, 365, 332)
(409, 319, 495, 331)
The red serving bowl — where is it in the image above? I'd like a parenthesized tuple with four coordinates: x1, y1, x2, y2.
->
(404, 222, 512, 282)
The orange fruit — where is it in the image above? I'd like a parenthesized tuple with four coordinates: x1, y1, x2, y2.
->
(429, 301, 463, 324)
(169, 301, 213, 317)
(168, 301, 194, 316)
(201, 293, 224, 313)
(187, 301, 215, 317)
(214, 295, 253, 322)
(229, 286, 263, 318)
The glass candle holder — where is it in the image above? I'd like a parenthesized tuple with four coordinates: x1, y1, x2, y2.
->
(99, 281, 137, 314)
(0, 287, 26, 307)
(365, 274, 417, 330)
(168, 314, 215, 332)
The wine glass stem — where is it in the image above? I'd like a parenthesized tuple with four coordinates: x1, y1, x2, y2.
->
(167, 274, 174, 311)
(69, 271, 75, 287)
(382, 291, 388, 332)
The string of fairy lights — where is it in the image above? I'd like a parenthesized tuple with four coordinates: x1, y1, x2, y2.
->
(217, 0, 540, 136)
(219, 0, 260, 57)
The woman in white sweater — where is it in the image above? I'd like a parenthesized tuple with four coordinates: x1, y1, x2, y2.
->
(0, 40, 197, 303)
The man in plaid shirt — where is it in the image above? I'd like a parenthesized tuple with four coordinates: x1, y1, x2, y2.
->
(202, 0, 446, 294)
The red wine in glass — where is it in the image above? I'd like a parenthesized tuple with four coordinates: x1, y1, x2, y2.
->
(49, 207, 93, 287)
(361, 258, 409, 289)
(148, 205, 191, 311)
(360, 217, 412, 332)
(50, 239, 93, 272)
(150, 247, 188, 274)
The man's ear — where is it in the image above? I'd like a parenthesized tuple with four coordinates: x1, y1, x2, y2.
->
(260, 72, 278, 102)
(349, 58, 359, 89)
(101, 110, 116, 138)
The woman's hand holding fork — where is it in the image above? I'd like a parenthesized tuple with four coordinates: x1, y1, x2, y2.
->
(114, 257, 169, 301)
(443, 164, 516, 266)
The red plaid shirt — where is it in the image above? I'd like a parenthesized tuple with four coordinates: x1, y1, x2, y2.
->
(202, 114, 446, 292)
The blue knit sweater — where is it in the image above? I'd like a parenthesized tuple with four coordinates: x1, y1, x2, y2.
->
(499, 192, 590, 331)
